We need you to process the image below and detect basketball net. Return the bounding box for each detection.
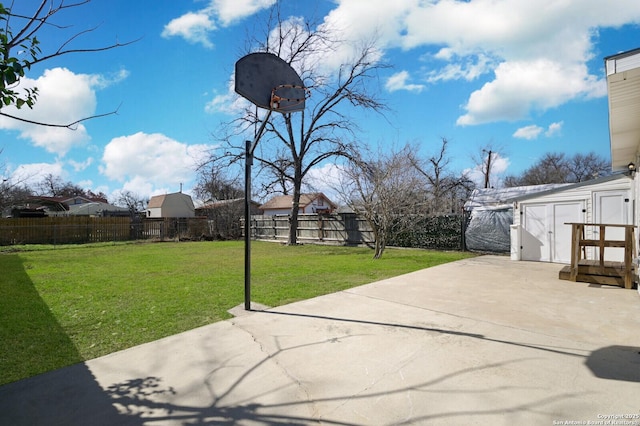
[270,84,310,111]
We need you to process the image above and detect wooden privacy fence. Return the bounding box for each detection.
[251,214,374,246]
[0,217,211,245]
[248,213,466,250]
[0,217,131,245]
[1,214,465,249]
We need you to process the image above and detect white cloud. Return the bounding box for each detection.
[385,71,424,93]
[211,0,277,26]
[513,121,564,140]
[322,0,640,125]
[169,0,640,125]
[0,67,127,156]
[9,162,66,188]
[457,60,605,125]
[100,132,214,197]
[88,68,131,90]
[513,125,543,140]
[162,0,276,48]
[425,53,495,83]
[162,12,216,48]
[545,121,564,137]
[68,157,94,172]
[204,77,249,115]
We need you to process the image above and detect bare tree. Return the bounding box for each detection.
[340,144,427,259]
[35,173,106,200]
[0,149,34,214]
[567,152,610,182]
[194,166,244,202]
[503,152,610,187]
[410,138,476,214]
[205,7,388,245]
[0,1,136,127]
[115,190,147,214]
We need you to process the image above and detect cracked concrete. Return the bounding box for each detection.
[1,255,640,425]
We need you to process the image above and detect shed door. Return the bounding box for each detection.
[521,204,548,261]
[593,190,631,262]
[552,202,584,263]
[521,201,584,263]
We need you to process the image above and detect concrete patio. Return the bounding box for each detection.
[1,255,639,425]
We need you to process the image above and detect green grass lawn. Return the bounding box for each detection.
[0,240,474,385]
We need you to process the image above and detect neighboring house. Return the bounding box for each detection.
[23,195,121,217]
[147,192,195,218]
[259,193,337,216]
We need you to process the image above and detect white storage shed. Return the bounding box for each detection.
[511,174,633,264]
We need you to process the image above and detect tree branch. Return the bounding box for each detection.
[0,103,121,129]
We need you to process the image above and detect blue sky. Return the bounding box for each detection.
[2,0,640,203]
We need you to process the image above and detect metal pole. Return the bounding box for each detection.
[244,110,272,311]
[244,139,252,310]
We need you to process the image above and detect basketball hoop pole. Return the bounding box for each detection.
[244,109,272,310]
[235,52,306,311]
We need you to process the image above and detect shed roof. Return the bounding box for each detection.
[147,192,194,209]
[509,173,631,202]
[464,183,570,210]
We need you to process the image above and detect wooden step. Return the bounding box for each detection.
[559,266,625,286]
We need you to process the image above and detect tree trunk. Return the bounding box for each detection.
[288,172,302,245]
[373,232,386,259]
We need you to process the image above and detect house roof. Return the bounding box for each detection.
[259,193,337,211]
[147,194,166,209]
[26,195,108,211]
[26,196,69,211]
[147,192,194,209]
[605,47,640,170]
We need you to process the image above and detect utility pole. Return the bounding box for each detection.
[483,149,492,189]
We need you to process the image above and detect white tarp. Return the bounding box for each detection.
[464,184,569,253]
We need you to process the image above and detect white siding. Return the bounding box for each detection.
[513,175,633,263]
[147,207,162,218]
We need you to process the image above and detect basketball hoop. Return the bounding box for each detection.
[270,84,310,113]
[235,52,308,113]
[234,52,309,311]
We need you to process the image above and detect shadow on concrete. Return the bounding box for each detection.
[98,337,579,425]
[260,309,588,358]
[92,310,587,425]
[585,346,640,382]
[0,253,135,426]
